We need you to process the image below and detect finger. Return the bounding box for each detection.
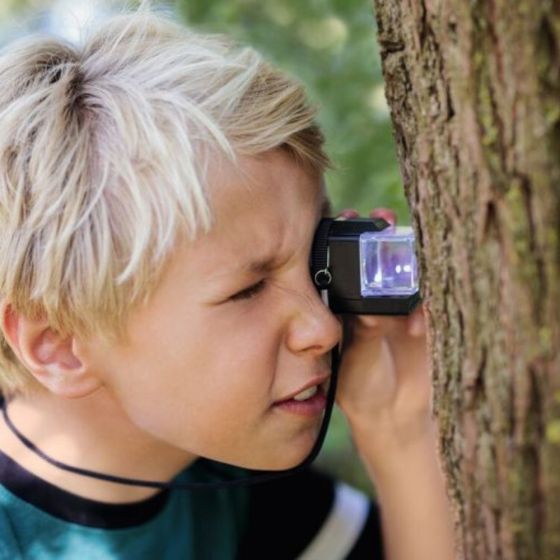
[354,313,426,347]
[384,331,430,391]
[407,303,427,337]
[370,207,397,226]
[337,208,360,219]
[351,313,405,338]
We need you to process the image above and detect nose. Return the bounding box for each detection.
[284,279,342,357]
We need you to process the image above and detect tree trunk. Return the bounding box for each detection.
[371,1,560,558]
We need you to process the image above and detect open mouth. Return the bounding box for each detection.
[273,384,327,417]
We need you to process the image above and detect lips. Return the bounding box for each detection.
[275,373,330,403]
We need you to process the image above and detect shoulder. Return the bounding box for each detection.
[236,467,383,560]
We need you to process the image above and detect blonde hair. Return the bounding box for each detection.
[0,4,330,395]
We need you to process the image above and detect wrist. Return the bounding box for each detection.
[350,417,448,506]
[346,409,437,459]
[348,416,438,473]
[353,421,456,560]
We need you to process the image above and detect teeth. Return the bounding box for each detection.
[293,385,318,401]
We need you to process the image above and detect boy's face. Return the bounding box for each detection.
[84,149,342,470]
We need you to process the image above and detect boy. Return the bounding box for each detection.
[0,5,454,559]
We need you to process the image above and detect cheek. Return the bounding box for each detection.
[126,305,284,446]
[179,308,284,431]
[191,304,283,392]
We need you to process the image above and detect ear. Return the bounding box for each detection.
[0,301,103,398]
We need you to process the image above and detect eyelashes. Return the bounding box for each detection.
[228,275,317,305]
[229,279,266,302]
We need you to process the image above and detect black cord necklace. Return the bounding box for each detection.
[0,346,340,490]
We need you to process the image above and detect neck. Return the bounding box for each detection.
[0,388,197,503]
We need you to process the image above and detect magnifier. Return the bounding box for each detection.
[310,217,421,315]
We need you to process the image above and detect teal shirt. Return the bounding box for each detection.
[0,457,249,560]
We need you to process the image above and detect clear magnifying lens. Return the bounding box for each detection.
[359,226,418,297]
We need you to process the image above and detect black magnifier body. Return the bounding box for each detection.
[310,217,422,315]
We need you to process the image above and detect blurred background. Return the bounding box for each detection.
[0,0,407,495]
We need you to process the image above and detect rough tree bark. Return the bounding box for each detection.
[371,1,560,559]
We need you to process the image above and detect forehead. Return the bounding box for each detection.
[193,150,325,271]
[209,150,324,225]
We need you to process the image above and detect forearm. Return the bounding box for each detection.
[351,419,456,560]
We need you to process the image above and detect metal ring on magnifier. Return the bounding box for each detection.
[314,268,332,288]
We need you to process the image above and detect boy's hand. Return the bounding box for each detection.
[334,208,433,454]
[333,209,456,560]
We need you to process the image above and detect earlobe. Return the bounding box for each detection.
[0,302,103,398]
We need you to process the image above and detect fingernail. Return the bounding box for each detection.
[338,209,359,219]
[370,208,396,226]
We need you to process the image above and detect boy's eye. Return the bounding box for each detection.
[230,279,266,302]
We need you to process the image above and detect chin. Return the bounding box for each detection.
[263,453,312,471]
[237,431,320,471]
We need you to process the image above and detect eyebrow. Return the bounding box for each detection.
[240,255,283,275]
